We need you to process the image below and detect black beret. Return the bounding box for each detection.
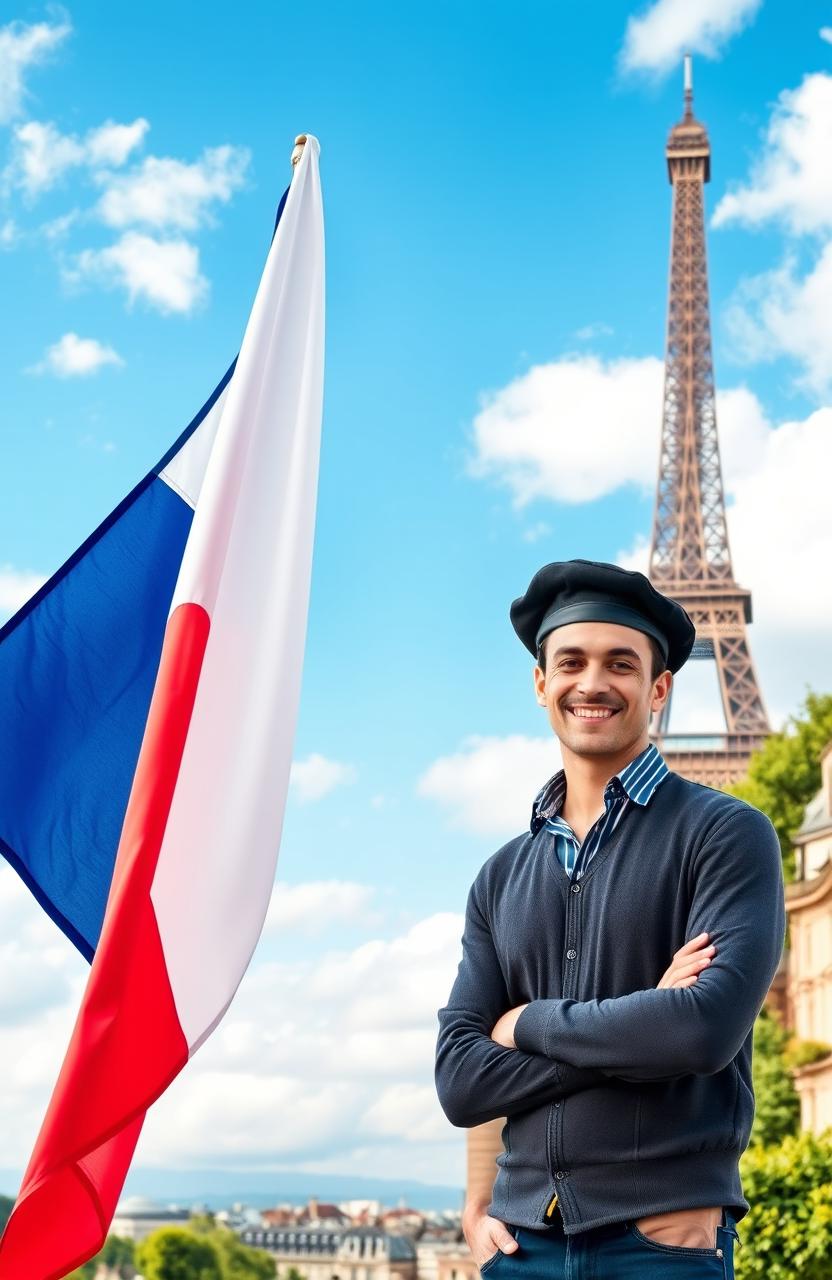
[510,558,695,675]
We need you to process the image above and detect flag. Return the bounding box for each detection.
[0,134,324,1279]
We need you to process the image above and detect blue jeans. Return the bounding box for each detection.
[479,1211,740,1279]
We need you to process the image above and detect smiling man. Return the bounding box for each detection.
[434,558,786,1279]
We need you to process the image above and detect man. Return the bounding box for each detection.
[434,559,786,1278]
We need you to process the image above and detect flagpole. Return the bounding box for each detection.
[290,133,308,167]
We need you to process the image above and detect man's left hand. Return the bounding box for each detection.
[490,1004,530,1048]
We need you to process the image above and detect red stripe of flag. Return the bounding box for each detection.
[0,604,209,1280]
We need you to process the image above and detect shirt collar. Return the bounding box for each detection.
[530,741,669,835]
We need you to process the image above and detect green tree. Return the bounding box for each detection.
[188,1217,273,1280]
[188,1213,219,1236]
[749,1005,801,1149]
[210,1227,274,1280]
[0,1196,13,1232]
[727,689,832,881]
[100,1234,137,1277]
[136,1227,222,1280]
[64,1234,136,1280]
[737,1129,832,1279]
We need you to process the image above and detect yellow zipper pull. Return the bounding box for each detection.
[545,1193,559,1220]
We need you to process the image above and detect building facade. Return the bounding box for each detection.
[238,1226,418,1280]
[785,740,832,1136]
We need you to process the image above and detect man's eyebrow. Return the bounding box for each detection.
[551,645,643,663]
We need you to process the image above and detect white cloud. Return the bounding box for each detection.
[39,209,79,240]
[723,405,832,632]
[710,74,832,390]
[574,321,613,341]
[71,231,208,313]
[0,564,46,617]
[27,332,124,378]
[0,867,466,1175]
[618,390,832,634]
[521,520,552,543]
[418,734,561,837]
[621,0,761,75]
[714,73,832,234]
[361,1083,449,1142]
[85,118,150,168]
[468,358,807,509]
[0,873,87,1126]
[7,117,148,198]
[0,15,71,125]
[469,354,664,507]
[96,145,249,231]
[0,875,83,1021]
[710,384,773,482]
[723,246,832,394]
[9,120,84,196]
[821,28,832,46]
[0,218,16,248]
[265,880,380,936]
[290,753,358,802]
[616,531,650,573]
[133,911,465,1167]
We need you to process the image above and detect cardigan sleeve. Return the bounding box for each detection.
[435,874,607,1127]
[513,805,786,1081]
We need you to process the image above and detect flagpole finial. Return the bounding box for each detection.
[290,134,308,168]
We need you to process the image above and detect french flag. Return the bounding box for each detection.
[0,136,324,1279]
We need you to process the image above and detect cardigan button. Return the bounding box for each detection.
[570,883,581,893]
[566,948,577,960]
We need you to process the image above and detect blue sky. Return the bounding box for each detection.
[1,0,831,1198]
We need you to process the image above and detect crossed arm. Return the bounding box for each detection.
[435,806,786,1128]
[434,876,606,1127]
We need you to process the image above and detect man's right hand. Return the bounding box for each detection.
[462,1203,518,1269]
[657,932,716,989]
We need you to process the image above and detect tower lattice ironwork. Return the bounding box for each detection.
[648,58,769,786]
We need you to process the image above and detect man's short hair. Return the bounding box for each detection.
[536,631,668,683]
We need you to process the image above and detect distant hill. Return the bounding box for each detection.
[0,1170,463,1215]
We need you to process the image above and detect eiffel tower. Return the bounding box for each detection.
[648,56,769,787]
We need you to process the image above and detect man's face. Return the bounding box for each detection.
[533,621,672,758]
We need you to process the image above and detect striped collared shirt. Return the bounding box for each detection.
[530,741,669,880]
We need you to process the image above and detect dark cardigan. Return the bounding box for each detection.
[434,772,786,1235]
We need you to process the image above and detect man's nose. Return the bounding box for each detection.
[576,665,612,694]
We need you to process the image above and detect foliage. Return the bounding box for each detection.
[749,1005,800,1149]
[189,1213,218,1235]
[784,1038,832,1071]
[727,689,832,881]
[135,1223,274,1280]
[0,1195,13,1232]
[61,1233,136,1279]
[99,1235,137,1277]
[209,1227,275,1280]
[736,1129,832,1279]
[65,1264,96,1279]
[136,1228,223,1280]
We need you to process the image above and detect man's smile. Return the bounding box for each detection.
[566,705,622,720]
